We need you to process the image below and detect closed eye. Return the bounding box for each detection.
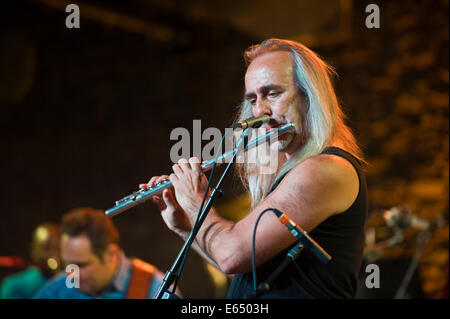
[246,96,257,105]
[267,91,282,99]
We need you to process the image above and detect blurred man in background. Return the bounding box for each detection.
[0,223,61,298]
[34,207,172,299]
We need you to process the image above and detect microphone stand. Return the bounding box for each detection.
[154,129,249,299]
[394,229,430,299]
[245,242,305,299]
[392,216,447,299]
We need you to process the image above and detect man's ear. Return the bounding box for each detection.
[103,243,119,263]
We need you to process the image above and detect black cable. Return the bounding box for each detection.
[251,208,279,293]
[292,259,303,277]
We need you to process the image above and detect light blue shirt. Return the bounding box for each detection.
[33,253,165,299]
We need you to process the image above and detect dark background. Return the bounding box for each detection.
[0,0,448,298]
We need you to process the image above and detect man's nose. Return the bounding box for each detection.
[253,99,271,117]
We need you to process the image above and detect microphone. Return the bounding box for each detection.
[383,205,430,231]
[231,114,270,129]
[272,209,332,264]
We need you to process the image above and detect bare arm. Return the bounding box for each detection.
[145,154,359,274]
[140,174,221,268]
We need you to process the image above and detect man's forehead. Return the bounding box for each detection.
[245,51,294,91]
[246,51,293,73]
[61,234,93,256]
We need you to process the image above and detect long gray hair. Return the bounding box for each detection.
[235,39,365,207]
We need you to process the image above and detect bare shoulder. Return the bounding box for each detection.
[274,152,360,217]
[290,152,359,185]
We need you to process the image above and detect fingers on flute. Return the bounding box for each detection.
[177,158,190,172]
[150,196,163,209]
[157,175,169,183]
[148,189,164,209]
[172,163,183,175]
[140,176,157,189]
[162,189,176,210]
[189,156,200,163]
[180,157,201,173]
[153,176,170,201]
[189,157,202,174]
[140,175,170,189]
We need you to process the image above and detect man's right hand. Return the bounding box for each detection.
[139,175,192,234]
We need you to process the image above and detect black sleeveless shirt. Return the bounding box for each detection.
[226,147,368,299]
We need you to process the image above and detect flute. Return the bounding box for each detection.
[105,123,295,218]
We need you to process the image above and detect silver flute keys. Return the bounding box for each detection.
[105,123,295,218]
[114,178,170,206]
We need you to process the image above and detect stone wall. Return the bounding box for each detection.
[319,0,449,298]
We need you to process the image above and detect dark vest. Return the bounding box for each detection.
[227,147,368,298]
